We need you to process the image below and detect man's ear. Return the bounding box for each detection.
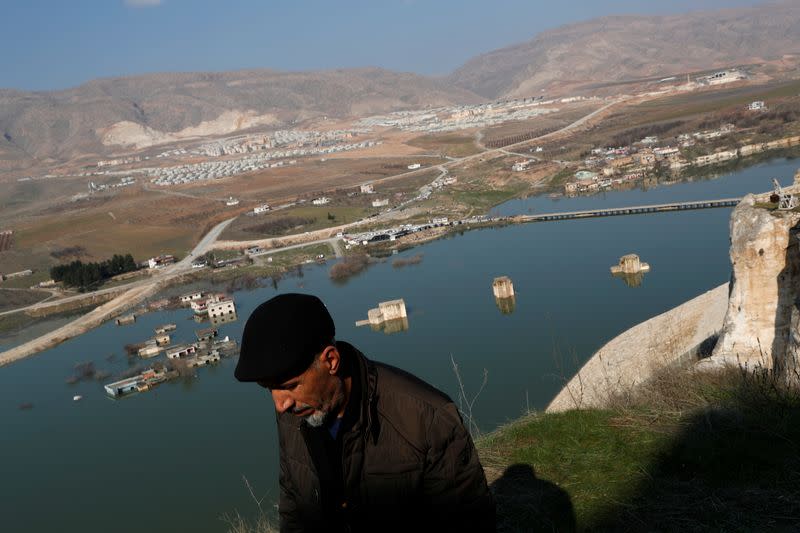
[322,345,341,375]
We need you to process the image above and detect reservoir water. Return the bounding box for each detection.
[2,157,798,532]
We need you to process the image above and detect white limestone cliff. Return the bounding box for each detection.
[710,194,800,371]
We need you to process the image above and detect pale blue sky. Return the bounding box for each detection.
[1,0,765,91]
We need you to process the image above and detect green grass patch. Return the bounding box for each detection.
[201,243,334,284]
[0,288,50,312]
[479,366,800,531]
[266,243,332,268]
[223,206,373,240]
[446,181,531,214]
[0,270,51,289]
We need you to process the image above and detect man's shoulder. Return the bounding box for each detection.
[372,360,453,411]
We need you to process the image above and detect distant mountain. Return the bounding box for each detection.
[0,68,481,162]
[4,1,800,166]
[448,1,800,98]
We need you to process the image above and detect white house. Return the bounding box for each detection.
[407,163,421,170]
[148,255,175,269]
[253,204,270,214]
[312,197,330,206]
[208,297,236,318]
[360,184,374,194]
[166,344,198,360]
[180,291,205,304]
[372,199,389,208]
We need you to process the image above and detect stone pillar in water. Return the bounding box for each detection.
[492,277,515,299]
[493,277,516,315]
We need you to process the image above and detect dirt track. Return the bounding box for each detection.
[0,283,160,367]
[0,218,234,367]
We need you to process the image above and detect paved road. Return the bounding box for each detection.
[0,99,630,365]
[0,218,235,318]
[2,98,628,322]
[0,218,237,365]
[352,98,627,193]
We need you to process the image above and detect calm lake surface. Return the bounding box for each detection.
[2,158,798,532]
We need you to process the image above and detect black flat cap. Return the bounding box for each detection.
[235,293,335,383]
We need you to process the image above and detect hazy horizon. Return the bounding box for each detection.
[2,0,770,92]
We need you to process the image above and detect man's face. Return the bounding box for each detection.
[259,347,344,427]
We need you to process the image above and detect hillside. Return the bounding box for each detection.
[5,2,800,166]
[448,1,800,98]
[0,68,481,161]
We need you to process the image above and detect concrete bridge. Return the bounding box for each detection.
[518,198,741,223]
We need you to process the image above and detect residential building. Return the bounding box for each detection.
[138,342,161,358]
[312,197,330,206]
[208,297,236,319]
[166,344,198,359]
[653,147,679,160]
[360,184,374,194]
[253,204,270,214]
[633,149,656,167]
[180,291,204,304]
[245,246,269,257]
[148,255,175,269]
[195,327,218,342]
[154,323,176,335]
[372,199,389,208]
[748,101,767,112]
[702,69,745,85]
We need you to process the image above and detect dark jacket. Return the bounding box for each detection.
[276,341,495,532]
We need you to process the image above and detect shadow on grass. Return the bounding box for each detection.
[492,463,576,532]
[591,378,800,532]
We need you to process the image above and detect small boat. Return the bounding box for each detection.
[73,395,82,402]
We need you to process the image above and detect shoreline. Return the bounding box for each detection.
[0,150,788,368]
[547,282,730,412]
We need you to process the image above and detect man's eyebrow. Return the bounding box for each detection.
[271,379,300,390]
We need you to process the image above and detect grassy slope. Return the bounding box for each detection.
[479,367,800,532]
[228,366,800,533]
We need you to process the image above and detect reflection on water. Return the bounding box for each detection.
[370,317,409,335]
[495,296,516,314]
[613,272,646,288]
[3,157,798,533]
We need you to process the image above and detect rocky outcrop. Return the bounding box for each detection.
[710,194,800,369]
[547,283,729,412]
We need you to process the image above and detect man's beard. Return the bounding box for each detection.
[291,402,328,427]
[304,409,328,427]
[295,380,345,428]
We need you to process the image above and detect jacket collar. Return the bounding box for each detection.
[336,341,379,444]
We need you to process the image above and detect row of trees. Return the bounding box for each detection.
[51,253,138,289]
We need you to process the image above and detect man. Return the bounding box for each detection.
[235,293,495,532]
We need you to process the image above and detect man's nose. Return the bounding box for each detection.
[271,390,293,413]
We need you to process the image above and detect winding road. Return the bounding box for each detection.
[0,97,630,367]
